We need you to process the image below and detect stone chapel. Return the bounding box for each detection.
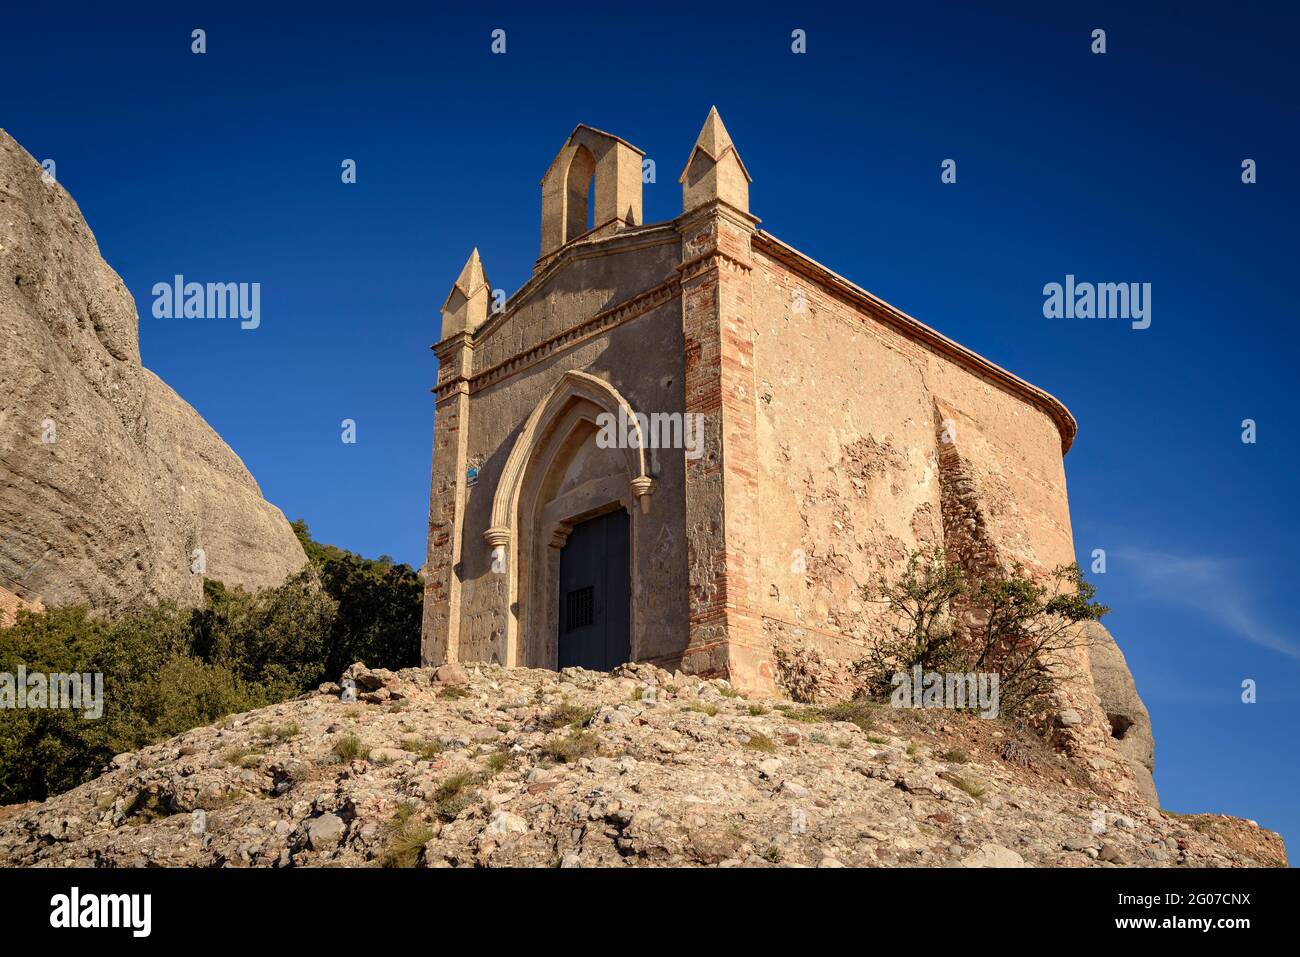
[420,108,1083,703]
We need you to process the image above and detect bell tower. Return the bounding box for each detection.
[538,125,645,261]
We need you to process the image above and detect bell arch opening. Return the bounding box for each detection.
[564,145,597,243]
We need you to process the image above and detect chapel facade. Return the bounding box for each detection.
[420,109,1083,701]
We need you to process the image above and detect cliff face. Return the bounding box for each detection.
[0,662,1282,868]
[0,130,305,613]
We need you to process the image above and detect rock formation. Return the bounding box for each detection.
[0,662,1282,868]
[1086,621,1158,805]
[0,130,305,613]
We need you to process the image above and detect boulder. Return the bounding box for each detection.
[484,810,528,837]
[434,662,469,686]
[959,842,1030,868]
[306,813,346,850]
[342,663,387,691]
[1084,621,1158,806]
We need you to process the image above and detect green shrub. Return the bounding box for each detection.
[0,520,423,805]
[950,775,986,799]
[332,734,369,763]
[257,722,300,743]
[540,703,594,729]
[221,744,264,769]
[0,604,272,803]
[820,699,876,730]
[401,737,443,761]
[431,772,480,821]
[543,731,601,763]
[291,519,423,678]
[856,548,1108,718]
[380,802,436,867]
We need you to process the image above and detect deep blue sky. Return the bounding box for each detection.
[4,2,1297,855]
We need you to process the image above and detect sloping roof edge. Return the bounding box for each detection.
[753,230,1077,454]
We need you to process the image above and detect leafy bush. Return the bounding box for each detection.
[291,519,423,678]
[856,548,968,691]
[0,521,423,804]
[331,734,369,763]
[856,548,1108,718]
[186,572,335,698]
[542,731,601,764]
[0,605,274,803]
[741,732,777,753]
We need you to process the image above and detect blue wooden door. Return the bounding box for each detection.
[558,510,630,670]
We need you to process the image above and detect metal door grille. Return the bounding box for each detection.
[565,585,594,632]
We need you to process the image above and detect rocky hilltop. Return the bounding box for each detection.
[0,662,1282,868]
[0,130,305,613]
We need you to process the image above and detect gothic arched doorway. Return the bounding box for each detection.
[486,371,654,670]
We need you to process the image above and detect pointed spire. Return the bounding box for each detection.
[440,248,491,340]
[680,107,751,214]
[683,107,751,179]
[449,248,488,302]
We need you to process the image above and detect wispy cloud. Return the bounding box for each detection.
[1115,547,1300,661]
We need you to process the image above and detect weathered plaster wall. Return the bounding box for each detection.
[748,243,1076,676]
[923,358,1075,573]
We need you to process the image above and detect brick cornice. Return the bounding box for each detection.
[675,197,761,232]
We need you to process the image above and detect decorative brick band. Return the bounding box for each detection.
[434,278,682,400]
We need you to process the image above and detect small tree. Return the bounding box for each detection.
[856,547,965,698]
[292,519,423,675]
[857,549,1108,718]
[965,562,1108,717]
